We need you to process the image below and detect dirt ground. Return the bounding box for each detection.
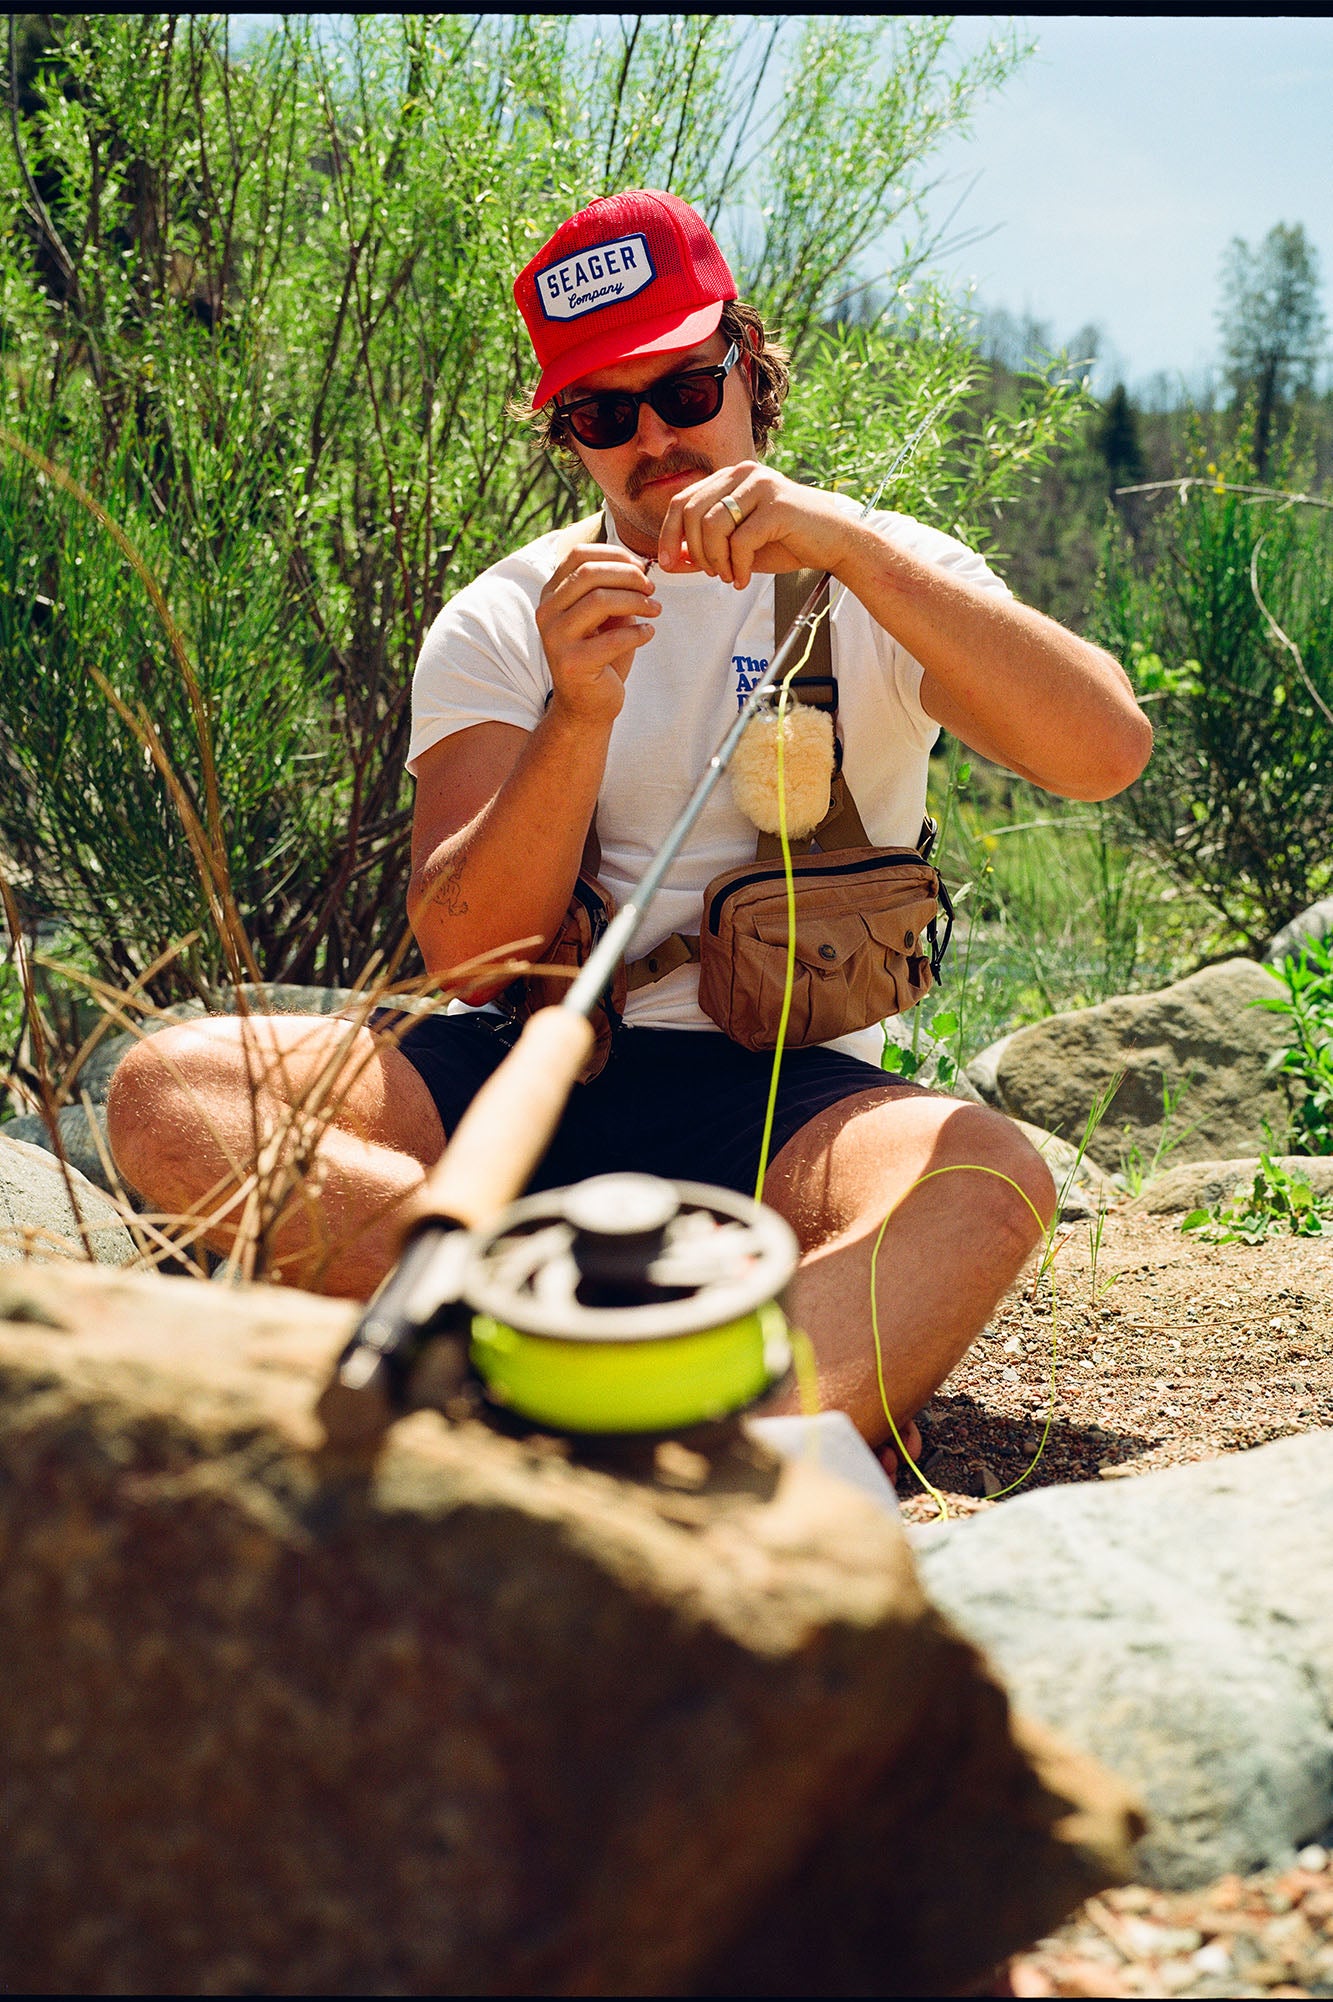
[898,1208,1333,1522]
[900,1209,1333,1999]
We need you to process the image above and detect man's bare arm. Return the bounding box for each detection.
[833,523,1150,800]
[656,465,1152,802]
[407,545,659,999]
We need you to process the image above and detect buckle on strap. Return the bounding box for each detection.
[626,932,700,991]
[927,875,954,983]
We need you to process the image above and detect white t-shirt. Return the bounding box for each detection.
[409,495,1010,1062]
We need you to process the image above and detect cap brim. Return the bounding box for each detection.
[532,300,726,409]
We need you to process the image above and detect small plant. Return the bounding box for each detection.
[1182,1152,1331,1243]
[1254,936,1333,1153]
[1087,1203,1118,1299]
[1036,1069,1123,1284]
[882,1008,958,1086]
[1118,1072,1197,1198]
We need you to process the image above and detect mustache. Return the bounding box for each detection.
[625,447,713,503]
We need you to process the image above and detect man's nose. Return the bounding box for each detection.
[635,400,678,454]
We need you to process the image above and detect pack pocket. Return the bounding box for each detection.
[697,847,946,1052]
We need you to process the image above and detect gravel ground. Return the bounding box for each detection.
[1003,1848,1333,1998]
[904,1208,1333,1999]
[897,1209,1333,1525]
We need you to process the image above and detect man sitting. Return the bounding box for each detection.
[109,189,1151,1460]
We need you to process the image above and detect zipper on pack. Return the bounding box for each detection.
[706,851,930,936]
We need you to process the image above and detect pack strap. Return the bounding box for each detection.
[755,567,870,859]
[562,543,933,995]
[624,930,700,992]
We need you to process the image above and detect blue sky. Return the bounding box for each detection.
[921,16,1333,395]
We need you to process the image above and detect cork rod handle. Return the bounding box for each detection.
[406,1008,594,1235]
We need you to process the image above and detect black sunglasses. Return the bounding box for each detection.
[556,342,741,450]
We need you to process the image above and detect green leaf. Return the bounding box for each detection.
[931,1009,959,1038]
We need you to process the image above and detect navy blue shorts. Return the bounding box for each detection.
[393,1012,894,1196]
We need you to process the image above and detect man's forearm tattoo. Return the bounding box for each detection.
[422,845,470,917]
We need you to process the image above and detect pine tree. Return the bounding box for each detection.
[1219,224,1326,476]
[1097,383,1144,491]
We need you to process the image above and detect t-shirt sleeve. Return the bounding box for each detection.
[407,569,550,773]
[859,509,1013,745]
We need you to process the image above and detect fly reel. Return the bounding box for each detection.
[465,1173,797,1434]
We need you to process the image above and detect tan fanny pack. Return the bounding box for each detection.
[693,839,947,1052]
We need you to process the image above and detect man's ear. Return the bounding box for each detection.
[739,339,765,455]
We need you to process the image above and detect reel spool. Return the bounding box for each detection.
[465,1173,797,1434]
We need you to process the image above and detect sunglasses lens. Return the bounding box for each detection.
[653,373,723,429]
[565,395,638,449]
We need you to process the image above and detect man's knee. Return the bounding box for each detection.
[936,1102,1057,1248]
[106,1020,252,1197]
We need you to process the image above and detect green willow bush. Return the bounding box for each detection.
[0,12,1084,1001]
[1093,445,1333,949]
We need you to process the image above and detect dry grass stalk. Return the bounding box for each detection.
[0,426,575,1290]
[3,933,554,1286]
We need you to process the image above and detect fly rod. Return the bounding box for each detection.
[319,412,944,1442]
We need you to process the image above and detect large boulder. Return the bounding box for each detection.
[0,1134,134,1266]
[965,1031,1012,1107]
[1265,896,1333,966]
[992,959,1290,1173]
[5,1103,120,1198]
[916,1430,1333,1889]
[0,1261,1138,1998]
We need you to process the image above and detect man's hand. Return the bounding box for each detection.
[535,543,660,724]
[656,463,854,588]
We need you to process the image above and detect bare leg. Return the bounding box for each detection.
[106,1014,445,1298]
[759,1087,1056,1449]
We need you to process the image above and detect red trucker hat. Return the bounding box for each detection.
[514,189,737,409]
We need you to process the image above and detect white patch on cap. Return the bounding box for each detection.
[536,233,656,322]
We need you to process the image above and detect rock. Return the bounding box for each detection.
[1010,1119,1123,1220]
[915,1430,1333,1889]
[1265,897,1333,966]
[967,1032,1013,1107]
[71,986,433,1106]
[0,1261,1140,1997]
[0,1134,135,1266]
[203,982,434,1022]
[992,959,1290,1174]
[1131,1154,1333,1215]
[5,1103,122,1198]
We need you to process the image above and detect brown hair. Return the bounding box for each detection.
[519,298,791,461]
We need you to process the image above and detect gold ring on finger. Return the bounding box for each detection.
[720,492,745,528]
